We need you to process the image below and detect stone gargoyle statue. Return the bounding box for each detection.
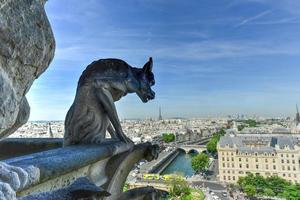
[64,58,155,146]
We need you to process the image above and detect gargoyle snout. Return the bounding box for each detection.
[148,90,155,100]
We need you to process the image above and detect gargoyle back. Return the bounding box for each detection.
[78,59,132,86]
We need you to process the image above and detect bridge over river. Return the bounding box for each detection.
[178,144,207,153]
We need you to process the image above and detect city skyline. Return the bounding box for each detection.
[27,0,300,120]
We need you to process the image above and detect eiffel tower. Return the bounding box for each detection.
[158,106,163,121]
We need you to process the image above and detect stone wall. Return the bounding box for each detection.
[0,0,55,139]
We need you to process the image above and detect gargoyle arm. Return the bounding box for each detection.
[95,87,131,143]
[107,123,117,140]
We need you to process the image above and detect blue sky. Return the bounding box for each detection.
[28,0,300,120]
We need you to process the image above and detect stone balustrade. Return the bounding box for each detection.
[0,139,162,199]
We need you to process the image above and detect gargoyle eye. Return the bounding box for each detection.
[150,80,155,86]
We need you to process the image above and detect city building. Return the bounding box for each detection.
[218,133,300,184]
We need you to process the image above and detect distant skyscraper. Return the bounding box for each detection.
[158,106,163,120]
[296,104,300,126]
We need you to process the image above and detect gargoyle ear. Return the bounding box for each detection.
[143,57,153,73]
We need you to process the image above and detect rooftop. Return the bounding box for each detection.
[219,134,300,153]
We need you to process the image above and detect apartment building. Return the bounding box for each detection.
[218,134,300,184]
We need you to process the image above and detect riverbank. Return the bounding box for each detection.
[140,149,180,174]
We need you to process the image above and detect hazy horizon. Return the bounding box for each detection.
[27,0,300,120]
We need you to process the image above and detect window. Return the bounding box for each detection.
[223,176,226,180]
[282,166,285,170]
[232,164,234,168]
[287,160,290,164]
[233,176,235,180]
[288,166,290,171]
[246,164,249,169]
[228,176,231,180]
[246,158,248,162]
[265,158,268,163]
[281,154,283,157]
[256,158,258,162]
[287,154,289,158]
[266,165,268,169]
[222,157,225,161]
[283,173,286,177]
[223,163,225,167]
[239,158,242,162]
[232,158,234,161]
[228,170,230,173]
[255,153,258,156]
[256,165,259,169]
[239,171,244,174]
[227,157,229,161]
[231,152,233,156]
[293,166,296,171]
[273,165,276,170]
[273,159,275,163]
[288,173,291,177]
[292,154,294,158]
[281,159,284,163]
[292,160,295,164]
[227,163,230,167]
[239,164,242,168]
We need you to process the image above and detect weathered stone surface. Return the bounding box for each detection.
[0,0,55,139]
[104,143,159,200]
[19,177,110,200]
[2,141,131,198]
[0,138,63,160]
[0,162,40,200]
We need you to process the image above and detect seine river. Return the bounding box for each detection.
[161,151,196,176]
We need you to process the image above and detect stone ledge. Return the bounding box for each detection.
[0,138,63,160]
[2,140,132,195]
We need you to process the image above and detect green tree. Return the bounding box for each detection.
[238,174,300,199]
[206,138,217,154]
[168,176,191,197]
[206,129,226,154]
[244,185,256,197]
[237,125,245,131]
[191,153,209,173]
[265,176,289,194]
[219,128,226,135]
[263,188,275,197]
[245,119,257,127]
[162,133,175,143]
[281,185,300,200]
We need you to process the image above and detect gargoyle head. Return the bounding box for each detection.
[134,57,155,103]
